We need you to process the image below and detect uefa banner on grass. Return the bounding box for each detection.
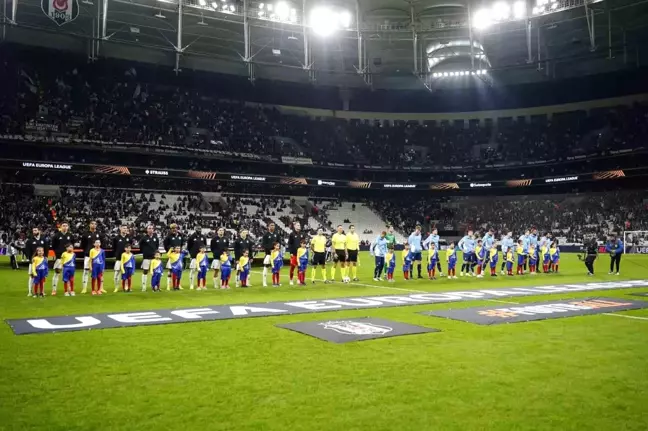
[7,280,648,335]
[421,297,648,325]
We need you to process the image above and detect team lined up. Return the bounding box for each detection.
[25,220,364,297]
[370,227,562,281]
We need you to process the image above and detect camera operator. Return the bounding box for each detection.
[605,235,624,275]
[584,238,598,276]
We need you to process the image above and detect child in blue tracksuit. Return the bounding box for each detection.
[446,243,457,278]
[239,250,251,287]
[271,242,283,287]
[168,247,188,291]
[31,247,49,297]
[150,252,164,292]
[402,244,413,280]
[385,246,396,282]
[196,246,209,290]
[427,244,439,279]
[90,240,105,295]
[489,244,499,276]
[297,240,309,285]
[220,251,233,289]
[61,244,77,296]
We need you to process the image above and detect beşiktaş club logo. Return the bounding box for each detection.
[319,320,393,335]
[42,0,79,26]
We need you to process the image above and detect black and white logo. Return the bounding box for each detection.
[319,320,392,335]
[145,169,169,176]
[279,318,438,343]
[317,180,336,186]
[470,182,492,188]
[42,0,79,25]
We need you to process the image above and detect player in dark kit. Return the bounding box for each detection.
[210,227,229,289]
[139,225,160,292]
[163,224,185,290]
[288,221,309,286]
[234,229,253,287]
[187,226,207,290]
[261,222,282,287]
[80,221,102,294]
[112,225,133,292]
[25,227,49,297]
[51,222,73,295]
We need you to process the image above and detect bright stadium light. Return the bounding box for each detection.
[513,0,526,18]
[492,1,510,20]
[443,72,448,77]
[472,8,493,30]
[310,6,351,36]
[198,0,206,5]
[550,2,558,9]
[275,1,290,20]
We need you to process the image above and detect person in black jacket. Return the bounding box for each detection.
[287,221,309,285]
[51,222,73,295]
[261,222,282,287]
[234,229,253,287]
[111,225,132,292]
[25,227,49,296]
[187,226,207,290]
[139,225,160,291]
[210,227,229,288]
[80,221,102,294]
[163,224,184,290]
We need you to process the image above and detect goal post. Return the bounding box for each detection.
[622,231,648,254]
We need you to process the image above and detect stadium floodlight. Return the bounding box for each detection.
[198,0,206,6]
[212,1,218,8]
[443,72,448,77]
[310,6,352,36]
[472,8,493,30]
[513,0,526,18]
[275,1,290,20]
[550,2,558,9]
[492,1,510,20]
[481,69,488,74]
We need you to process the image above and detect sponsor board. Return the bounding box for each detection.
[6,280,648,335]
[277,317,439,343]
[420,297,648,325]
[469,182,492,188]
[545,176,578,183]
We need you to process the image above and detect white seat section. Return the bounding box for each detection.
[316,201,405,243]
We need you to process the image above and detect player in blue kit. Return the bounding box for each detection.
[458,230,476,277]
[407,225,424,279]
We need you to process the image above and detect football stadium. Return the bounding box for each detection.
[1,0,648,428]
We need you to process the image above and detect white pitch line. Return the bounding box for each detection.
[486,299,521,305]
[602,313,648,321]
[250,271,426,293]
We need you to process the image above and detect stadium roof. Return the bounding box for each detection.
[4,0,648,89]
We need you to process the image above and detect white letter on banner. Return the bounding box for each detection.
[27,316,101,330]
[366,296,428,304]
[170,308,220,319]
[409,293,464,301]
[284,301,342,311]
[450,291,486,299]
[108,312,172,323]
[229,306,287,316]
[325,299,384,307]
[480,289,527,297]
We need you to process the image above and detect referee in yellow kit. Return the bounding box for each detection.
[331,225,348,283]
[346,225,360,282]
[310,228,329,284]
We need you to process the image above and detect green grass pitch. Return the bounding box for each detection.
[1,252,648,431]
